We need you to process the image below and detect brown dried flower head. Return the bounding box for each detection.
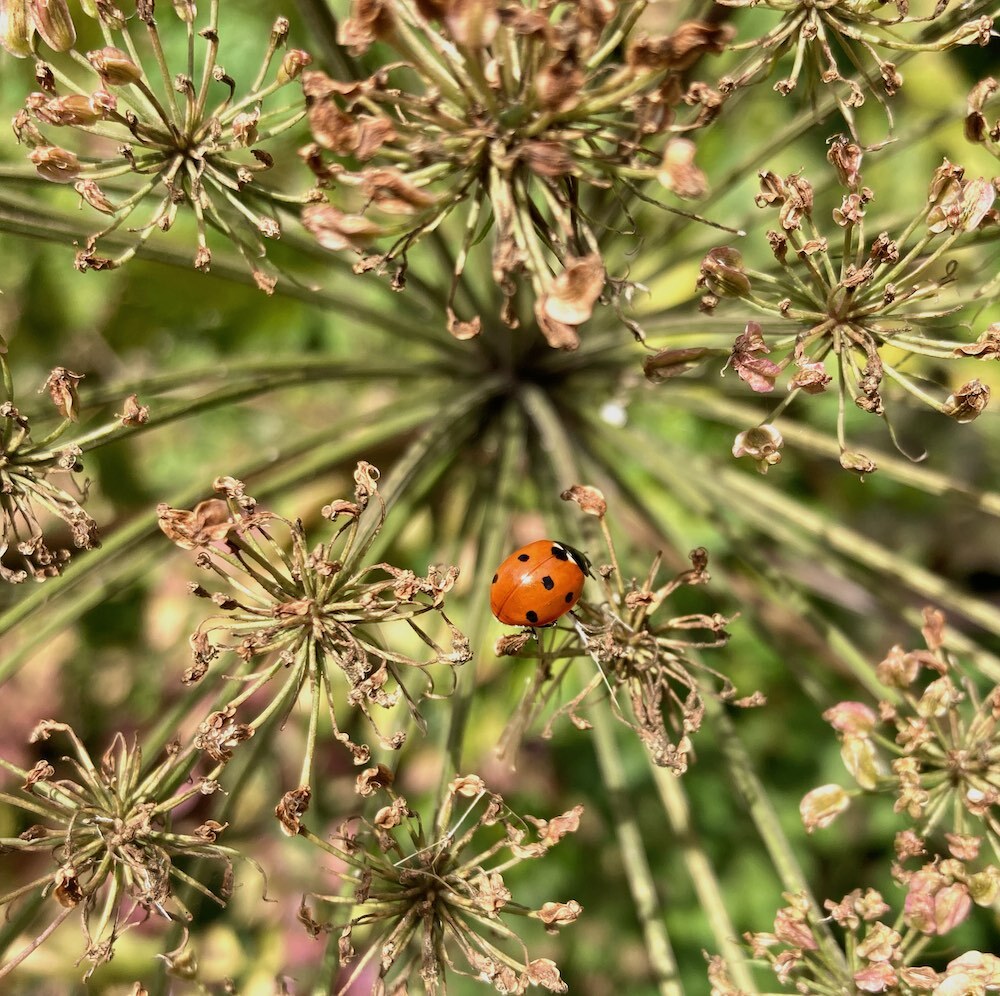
[0,723,236,980]
[688,149,1000,472]
[498,500,756,771]
[12,3,310,287]
[299,2,732,343]
[0,347,99,582]
[158,462,470,783]
[299,774,582,993]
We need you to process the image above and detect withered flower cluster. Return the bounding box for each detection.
[297,771,582,995]
[698,138,998,475]
[719,0,994,131]
[7,0,310,289]
[744,873,1000,995]
[0,345,100,582]
[0,722,235,980]
[497,485,759,771]
[157,462,469,784]
[299,0,732,346]
[735,608,1000,994]
[800,608,1000,853]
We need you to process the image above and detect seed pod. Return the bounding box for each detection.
[87,46,142,86]
[0,0,32,58]
[28,145,81,183]
[277,49,311,85]
[29,0,76,52]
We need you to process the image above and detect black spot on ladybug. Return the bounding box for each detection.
[492,573,498,584]
[518,553,530,562]
[541,575,554,590]
[565,592,574,603]
[551,545,569,561]
[526,610,539,624]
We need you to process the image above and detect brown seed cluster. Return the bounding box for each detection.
[299,0,732,346]
[0,722,234,981]
[692,141,998,474]
[7,0,310,289]
[0,347,99,582]
[718,0,994,133]
[158,462,469,781]
[497,490,760,770]
[298,773,582,994]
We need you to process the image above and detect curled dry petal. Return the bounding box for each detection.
[301,202,381,252]
[658,138,708,199]
[544,254,605,327]
[732,424,783,473]
[560,484,606,518]
[535,298,580,351]
[823,701,878,736]
[944,379,990,422]
[275,785,312,836]
[29,145,80,183]
[538,900,583,927]
[156,498,234,550]
[799,783,850,832]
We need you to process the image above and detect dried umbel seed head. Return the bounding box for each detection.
[299,0,734,342]
[165,465,468,781]
[0,723,235,976]
[300,777,581,992]
[11,4,309,285]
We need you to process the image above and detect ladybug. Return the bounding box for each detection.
[490,540,591,627]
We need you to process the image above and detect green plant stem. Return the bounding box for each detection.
[651,766,759,993]
[708,695,848,975]
[591,707,683,996]
[661,386,1000,518]
[0,394,447,678]
[438,406,522,790]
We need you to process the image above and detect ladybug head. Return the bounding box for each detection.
[560,542,593,578]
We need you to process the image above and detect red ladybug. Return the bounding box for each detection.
[490,540,591,627]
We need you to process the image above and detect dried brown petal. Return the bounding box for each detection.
[658,138,708,199]
[544,254,605,327]
[944,379,990,422]
[561,484,606,518]
[275,785,311,835]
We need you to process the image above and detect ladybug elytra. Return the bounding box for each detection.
[490,540,591,627]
